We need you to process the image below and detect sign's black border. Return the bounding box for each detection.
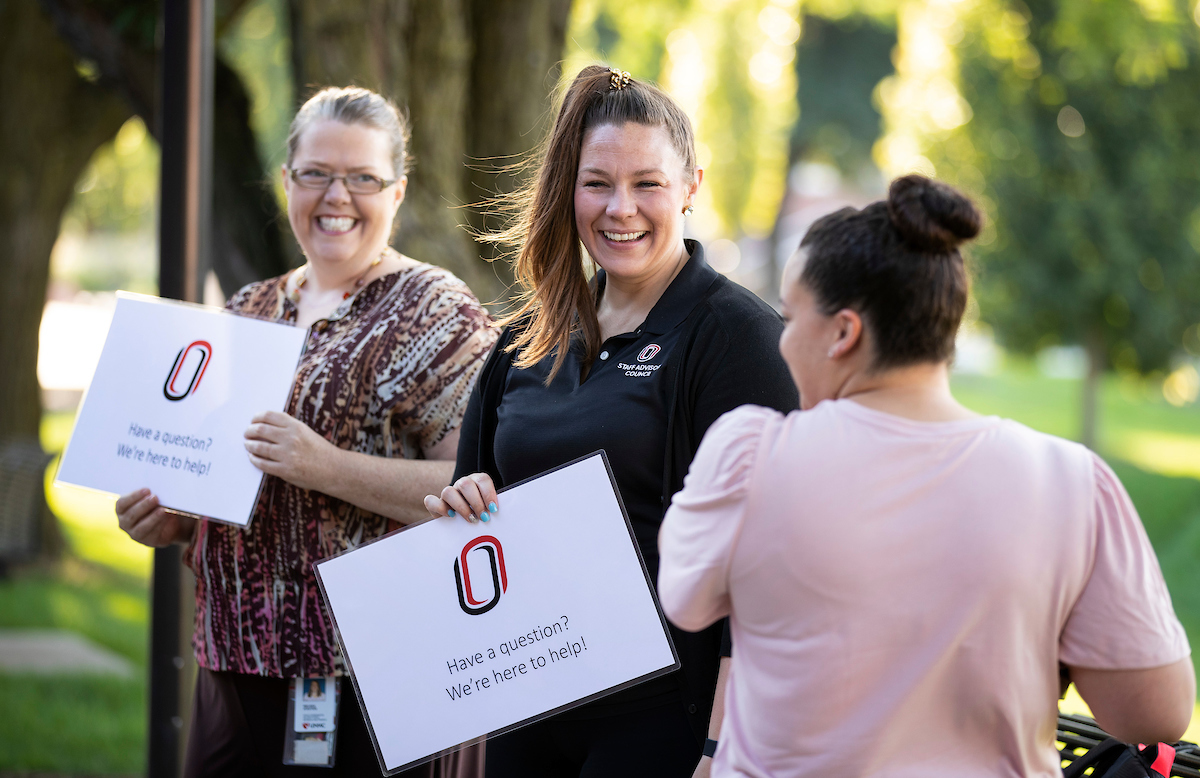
[313,450,682,775]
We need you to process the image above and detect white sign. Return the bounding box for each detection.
[56,292,307,526]
[316,453,679,774]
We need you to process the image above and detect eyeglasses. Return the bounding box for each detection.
[288,168,397,194]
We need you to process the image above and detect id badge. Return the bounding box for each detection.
[283,676,339,767]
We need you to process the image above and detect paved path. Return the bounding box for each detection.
[0,629,134,677]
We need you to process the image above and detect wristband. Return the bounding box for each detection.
[703,738,718,758]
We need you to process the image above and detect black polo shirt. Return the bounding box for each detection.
[456,240,799,732]
[494,250,714,584]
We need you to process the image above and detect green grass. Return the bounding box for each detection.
[42,409,152,579]
[0,560,148,666]
[0,560,148,775]
[0,673,144,776]
[0,411,151,775]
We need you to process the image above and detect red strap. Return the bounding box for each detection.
[1138,743,1175,777]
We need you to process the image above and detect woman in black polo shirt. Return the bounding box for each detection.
[424,65,797,778]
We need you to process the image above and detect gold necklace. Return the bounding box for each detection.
[288,251,386,304]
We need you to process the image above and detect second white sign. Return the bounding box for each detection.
[315,452,679,774]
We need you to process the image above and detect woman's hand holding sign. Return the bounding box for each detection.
[116,488,196,547]
[243,410,335,491]
[424,473,499,524]
[244,409,461,526]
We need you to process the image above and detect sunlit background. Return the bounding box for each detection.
[7,0,1200,773]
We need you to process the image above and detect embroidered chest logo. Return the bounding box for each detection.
[454,535,508,615]
[163,340,213,401]
[617,343,664,378]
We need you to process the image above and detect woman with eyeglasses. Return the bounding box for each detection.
[115,86,496,778]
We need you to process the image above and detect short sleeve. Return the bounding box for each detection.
[379,275,498,455]
[658,405,776,632]
[1059,454,1190,669]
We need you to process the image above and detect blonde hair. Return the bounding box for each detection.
[286,86,411,178]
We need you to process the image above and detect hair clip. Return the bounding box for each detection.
[609,68,631,91]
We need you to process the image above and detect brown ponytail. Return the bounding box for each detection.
[482,65,697,382]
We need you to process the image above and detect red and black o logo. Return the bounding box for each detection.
[637,344,661,363]
[164,340,213,402]
[453,535,508,615]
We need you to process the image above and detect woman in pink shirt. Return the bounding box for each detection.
[657,175,1194,777]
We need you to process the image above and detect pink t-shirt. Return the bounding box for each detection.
[658,399,1189,778]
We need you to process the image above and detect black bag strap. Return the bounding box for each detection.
[1063,738,1176,778]
[1064,738,1135,778]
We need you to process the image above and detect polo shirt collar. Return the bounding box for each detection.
[595,239,720,337]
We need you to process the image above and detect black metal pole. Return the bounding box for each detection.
[146,547,181,777]
[151,0,211,775]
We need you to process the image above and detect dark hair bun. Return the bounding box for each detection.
[886,174,982,252]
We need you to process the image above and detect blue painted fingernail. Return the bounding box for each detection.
[488,502,498,514]
[480,511,490,523]
[448,509,456,518]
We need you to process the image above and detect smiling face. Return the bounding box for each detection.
[283,119,406,271]
[574,122,700,286]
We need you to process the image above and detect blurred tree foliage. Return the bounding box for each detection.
[218,0,293,179]
[567,0,690,83]
[567,0,800,239]
[63,117,159,236]
[791,13,895,178]
[754,10,897,293]
[879,0,1200,446]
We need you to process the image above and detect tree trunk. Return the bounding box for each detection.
[288,0,480,291]
[466,0,572,304]
[0,2,132,559]
[288,0,573,304]
[1081,331,1105,450]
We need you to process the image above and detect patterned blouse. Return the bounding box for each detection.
[185,253,497,677]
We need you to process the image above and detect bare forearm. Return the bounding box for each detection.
[243,412,462,523]
[318,447,455,525]
[709,656,730,738]
[692,656,731,777]
[1071,657,1195,743]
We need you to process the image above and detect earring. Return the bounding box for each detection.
[827,346,838,358]
[683,205,695,216]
